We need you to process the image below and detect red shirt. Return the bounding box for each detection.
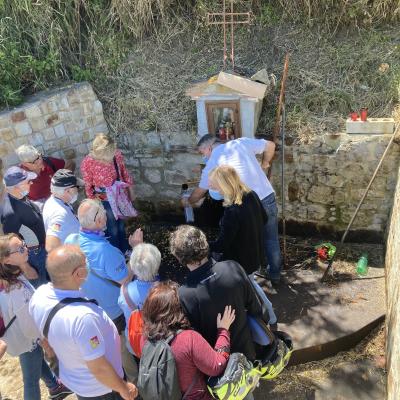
[23,157,65,201]
[170,329,230,400]
[80,150,133,199]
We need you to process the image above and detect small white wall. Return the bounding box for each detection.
[196,100,208,136]
[239,98,257,137]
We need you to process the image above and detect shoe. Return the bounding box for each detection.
[48,382,73,400]
[269,323,278,331]
[255,269,281,285]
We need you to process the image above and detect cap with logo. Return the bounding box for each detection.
[51,169,84,188]
[3,166,37,187]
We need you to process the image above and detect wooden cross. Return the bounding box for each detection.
[207,0,251,71]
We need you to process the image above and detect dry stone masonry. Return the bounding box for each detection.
[0,82,107,168]
[0,82,398,240]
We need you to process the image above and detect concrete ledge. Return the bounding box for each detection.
[346,118,395,134]
[261,267,386,365]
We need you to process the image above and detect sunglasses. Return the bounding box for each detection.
[9,241,27,255]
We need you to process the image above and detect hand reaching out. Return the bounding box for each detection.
[129,228,143,248]
[216,305,236,331]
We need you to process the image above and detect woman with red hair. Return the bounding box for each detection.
[141,281,236,399]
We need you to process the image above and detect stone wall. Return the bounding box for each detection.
[272,133,399,238]
[124,129,399,239]
[385,163,400,400]
[0,82,398,240]
[0,82,107,168]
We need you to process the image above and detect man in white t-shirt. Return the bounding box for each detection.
[29,245,138,400]
[183,134,282,284]
[42,170,82,252]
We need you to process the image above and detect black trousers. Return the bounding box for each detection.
[77,392,123,400]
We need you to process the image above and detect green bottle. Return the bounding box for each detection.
[356,253,368,276]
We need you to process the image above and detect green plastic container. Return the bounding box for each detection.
[356,253,368,276]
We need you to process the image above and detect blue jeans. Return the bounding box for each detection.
[261,193,281,280]
[19,344,58,400]
[249,274,277,325]
[102,201,129,253]
[28,246,49,289]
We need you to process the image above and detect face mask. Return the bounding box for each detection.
[20,189,29,197]
[209,189,224,201]
[69,193,78,204]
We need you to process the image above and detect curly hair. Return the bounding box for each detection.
[169,225,209,266]
[142,281,191,341]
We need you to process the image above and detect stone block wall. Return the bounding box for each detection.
[385,163,400,400]
[0,82,107,168]
[0,82,398,239]
[271,133,400,236]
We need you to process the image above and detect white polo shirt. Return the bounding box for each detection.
[29,283,123,397]
[42,196,80,244]
[199,138,275,200]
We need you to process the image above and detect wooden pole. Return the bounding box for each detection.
[267,53,290,179]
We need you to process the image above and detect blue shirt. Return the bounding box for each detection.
[79,231,128,320]
[118,279,158,354]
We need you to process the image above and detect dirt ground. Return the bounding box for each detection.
[0,231,386,399]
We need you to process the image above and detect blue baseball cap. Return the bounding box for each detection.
[3,166,37,187]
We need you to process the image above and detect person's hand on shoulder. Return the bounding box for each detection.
[216,305,236,330]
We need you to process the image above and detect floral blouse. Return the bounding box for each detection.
[80,150,133,199]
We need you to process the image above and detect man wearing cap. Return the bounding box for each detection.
[42,169,84,252]
[16,145,75,210]
[1,166,48,286]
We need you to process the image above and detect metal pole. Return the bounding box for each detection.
[230,0,234,71]
[322,122,400,281]
[223,0,227,70]
[281,103,287,268]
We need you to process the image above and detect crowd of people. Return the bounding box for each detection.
[0,132,282,400]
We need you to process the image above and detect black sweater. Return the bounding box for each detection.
[210,191,267,275]
[178,259,267,361]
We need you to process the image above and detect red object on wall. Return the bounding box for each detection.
[360,108,368,122]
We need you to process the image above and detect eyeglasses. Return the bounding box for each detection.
[9,241,27,255]
[93,208,100,222]
[29,155,41,164]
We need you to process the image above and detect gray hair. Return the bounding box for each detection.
[77,199,106,229]
[170,225,209,266]
[16,145,40,163]
[130,243,161,281]
[197,134,220,149]
[50,184,68,196]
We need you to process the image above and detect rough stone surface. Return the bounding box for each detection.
[1,83,398,237]
[386,163,400,400]
[144,169,162,184]
[0,82,108,174]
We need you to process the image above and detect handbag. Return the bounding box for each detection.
[106,181,138,220]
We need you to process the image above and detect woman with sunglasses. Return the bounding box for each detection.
[0,233,72,400]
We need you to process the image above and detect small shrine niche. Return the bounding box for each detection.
[186,71,271,140]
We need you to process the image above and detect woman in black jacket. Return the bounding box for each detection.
[208,165,277,326]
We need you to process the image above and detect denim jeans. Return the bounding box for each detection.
[248,274,277,325]
[102,201,129,253]
[261,193,281,280]
[28,246,49,289]
[19,344,58,400]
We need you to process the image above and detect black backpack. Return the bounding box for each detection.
[138,331,197,400]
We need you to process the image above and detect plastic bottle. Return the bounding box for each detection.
[181,184,194,223]
[356,253,368,276]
